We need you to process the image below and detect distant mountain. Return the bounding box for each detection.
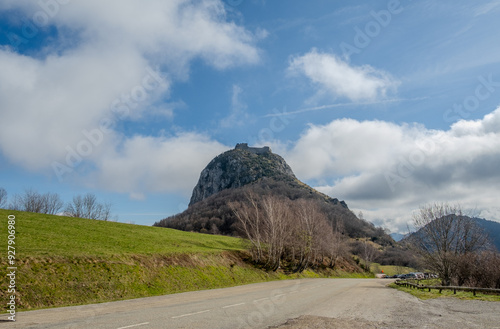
[474,218,500,251]
[155,143,393,244]
[403,216,500,252]
[390,233,406,242]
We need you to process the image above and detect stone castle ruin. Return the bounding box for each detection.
[235,143,271,155]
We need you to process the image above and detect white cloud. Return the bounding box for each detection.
[0,0,261,194]
[287,48,399,102]
[91,133,228,197]
[282,108,500,233]
[220,84,251,128]
[0,46,146,170]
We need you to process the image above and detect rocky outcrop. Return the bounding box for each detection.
[189,144,296,205]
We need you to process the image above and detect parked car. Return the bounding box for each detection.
[414,272,425,279]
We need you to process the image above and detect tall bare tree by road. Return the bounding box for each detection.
[229,193,264,263]
[410,203,489,286]
[261,195,291,271]
[232,192,351,272]
[291,199,330,272]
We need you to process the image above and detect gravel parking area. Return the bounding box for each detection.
[272,282,500,329]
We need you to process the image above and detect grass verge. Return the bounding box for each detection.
[389,283,500,302]
[4,252,327,310]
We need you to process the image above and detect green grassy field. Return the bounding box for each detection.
[0,209,367,310]
[370,263,415,276]
[0,209,244,257]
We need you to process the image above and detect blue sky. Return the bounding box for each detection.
[1,0,500,232]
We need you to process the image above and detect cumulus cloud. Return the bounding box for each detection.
[288,49,399,102]
[283,108,500,233]
[0,46,151,170]
[0,0,260,195]
[91,133,228,197]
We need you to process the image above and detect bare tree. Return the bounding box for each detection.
[288,201,311,272]
[229,192,264,263]
[8,189,63,214]
[12,189,44,213]
[231,193,353,272]
[65,194,83,218]
[324,216,348,268]
[41,192,64,215]
[261,195,291,271]
[0,188,7,208]
[291,199,328,272]
[100,202,112,221]
[362,240,378,272]
[410,203,489,286]
[232,193,296,271]
[65,193,112,220]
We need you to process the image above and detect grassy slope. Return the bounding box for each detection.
[2,209,243,257]
[370,264,416,276]
[0,210,367,310]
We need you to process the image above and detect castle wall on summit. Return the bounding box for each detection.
[235,143,271,155]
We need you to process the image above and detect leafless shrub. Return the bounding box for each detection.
[453,251,500,288]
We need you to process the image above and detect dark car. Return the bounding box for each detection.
[397,273,416,279]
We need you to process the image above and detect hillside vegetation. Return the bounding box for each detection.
[156,178,391,242]
[156,145,394,247]
[0,209,369,310]
[155,145,397,274]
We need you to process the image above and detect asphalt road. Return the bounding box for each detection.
[2,279,499,328]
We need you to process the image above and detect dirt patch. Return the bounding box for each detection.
[270,315,389,329]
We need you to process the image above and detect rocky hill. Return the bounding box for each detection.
[155,144,391,244]
[189,143,296,205]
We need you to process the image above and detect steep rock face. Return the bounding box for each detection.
[189,144,296,205]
